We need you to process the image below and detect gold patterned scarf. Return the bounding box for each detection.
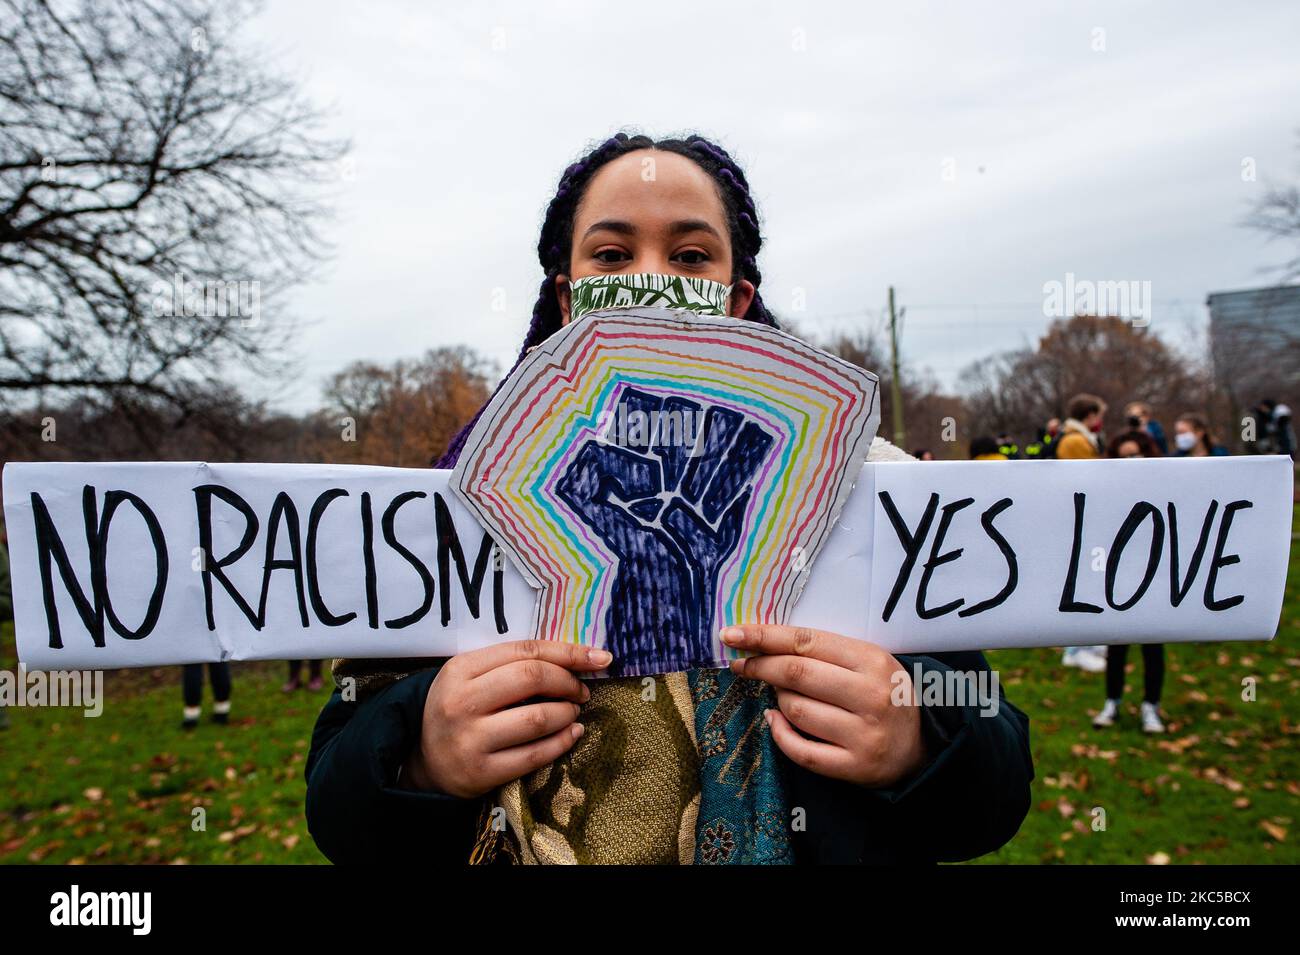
[332,659,700,865]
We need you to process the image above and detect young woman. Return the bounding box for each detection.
[1173,412,1228,457]
[304,132,1034,864]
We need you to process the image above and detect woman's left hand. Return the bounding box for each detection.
[720,624,929,788]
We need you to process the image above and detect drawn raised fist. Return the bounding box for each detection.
[556,387,774,675]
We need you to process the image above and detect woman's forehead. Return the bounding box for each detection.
[575,150,726,231]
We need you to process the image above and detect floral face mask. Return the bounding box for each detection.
[568,272,732,324]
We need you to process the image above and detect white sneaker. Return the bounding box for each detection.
[1062,647,1082,668]
[1141,702,1165,734]
[1073,648,1107,673]
[1093,699,1120,728]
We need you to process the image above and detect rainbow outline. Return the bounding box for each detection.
[450,308,879,673]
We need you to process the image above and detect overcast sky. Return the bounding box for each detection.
[249,0,1300,410]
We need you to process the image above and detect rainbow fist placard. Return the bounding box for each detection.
[450,307,880,676]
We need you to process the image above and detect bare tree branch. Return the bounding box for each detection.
[0,0,348,414]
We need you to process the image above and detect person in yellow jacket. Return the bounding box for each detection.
[1054,393,1107,460]
[1052,393,1109,671]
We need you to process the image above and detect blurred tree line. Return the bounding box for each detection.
[958,314,1219,449]
[823,310,1293,459]
[0,346,493,466]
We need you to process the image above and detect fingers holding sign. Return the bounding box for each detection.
[719,625,928,789]
[402,640,610,799]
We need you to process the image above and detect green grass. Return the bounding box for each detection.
[969,638,1298,864]
[970,514,1300,864]
[1,515,1296,865]
[0,649,329,864]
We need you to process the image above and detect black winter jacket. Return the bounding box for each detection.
[305,650,1033,864]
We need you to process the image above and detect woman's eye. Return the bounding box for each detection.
[674,249,709,266]
[593,248,630,265]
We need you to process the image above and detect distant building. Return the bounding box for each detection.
[1206,285,1300,444]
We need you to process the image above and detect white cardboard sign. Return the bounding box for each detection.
[2,456,1291,672]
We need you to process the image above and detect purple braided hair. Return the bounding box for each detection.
[435,131,777,468]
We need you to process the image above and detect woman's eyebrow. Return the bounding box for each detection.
[667,219,722,239]
[581,219,723,240]
[583,219,636,239]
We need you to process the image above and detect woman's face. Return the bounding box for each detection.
[557,149,756,324]
[1116,439,1142,458]
[1175,418,1205,452]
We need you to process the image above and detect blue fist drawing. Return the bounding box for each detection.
[556,387,775,675]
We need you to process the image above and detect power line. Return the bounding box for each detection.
[794,301,1209,330]
[905,299,1207,310]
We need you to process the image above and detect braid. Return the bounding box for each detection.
[682,136,776,328]
[436,130,777,468]
[522,133,646,353]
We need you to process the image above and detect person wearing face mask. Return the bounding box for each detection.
[1172,412,1228,457]
[1092,429,1167,733]
[1123,400,1168,455]
[303,132,1034,866]
[1053,394,1107,460]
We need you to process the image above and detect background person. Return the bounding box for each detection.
[1123,400,1168,455]
[181,663,232,730]
[1055,394,1108,671]
[1253,398,1295,457]
[1107,429,1159,459]
[1054,394,1107,459]
[1093,428,1166,733]
[285,660,325,693]
[1023,417,1061,459]
[1173,412,1228,457]
[0,528,9,730]
[970,435,1008,460]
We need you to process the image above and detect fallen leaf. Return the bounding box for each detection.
[1260,821,1287,842]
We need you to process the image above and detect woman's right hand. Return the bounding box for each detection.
[401,640,611,799]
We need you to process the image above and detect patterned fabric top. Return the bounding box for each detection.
[689,667,793,864]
